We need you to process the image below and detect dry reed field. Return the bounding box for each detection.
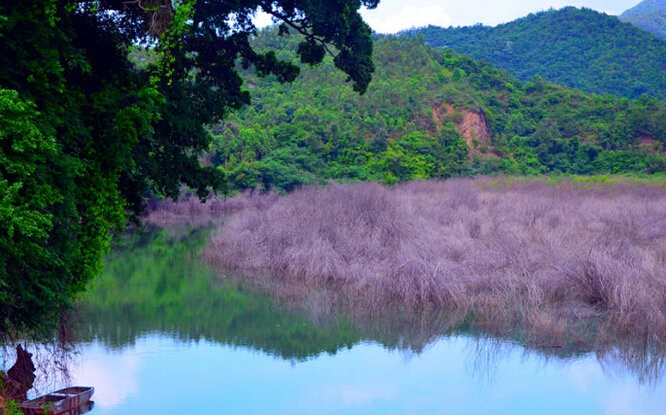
[143,190,280,227]
[202,178,666,346]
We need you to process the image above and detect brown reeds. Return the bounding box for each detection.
[203,178,666,347]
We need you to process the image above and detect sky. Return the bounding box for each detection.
[254,1,645,34]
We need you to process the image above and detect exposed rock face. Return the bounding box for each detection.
[458,109,492,146]
[432,103,493,155]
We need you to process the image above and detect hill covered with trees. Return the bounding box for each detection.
[407,7,666,100]
[620,0,666,39]
[211,29,666,193]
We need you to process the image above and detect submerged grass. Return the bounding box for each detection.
[202,177,666,347]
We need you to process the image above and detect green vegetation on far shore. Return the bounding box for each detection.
[212,29,666,193]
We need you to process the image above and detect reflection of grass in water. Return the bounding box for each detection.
[280,284,666,384]
[225,269,666,384]
[79,220,666,383]
[78,227,361,360]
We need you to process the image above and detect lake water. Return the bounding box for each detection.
[55,227,666,414]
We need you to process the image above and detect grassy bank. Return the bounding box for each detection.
[203,177,666,346]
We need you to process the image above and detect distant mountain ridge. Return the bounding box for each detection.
[620,0,666,39]
[408,7,666,100]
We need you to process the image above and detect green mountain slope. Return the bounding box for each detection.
[209,29,666,193]
[620,0,666,39]
[408,7,666,100]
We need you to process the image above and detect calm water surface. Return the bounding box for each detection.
[60,228,664,414]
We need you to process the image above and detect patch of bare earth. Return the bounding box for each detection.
[432,103,493,157]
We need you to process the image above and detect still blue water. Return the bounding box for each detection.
[69,335,664,415]
[59,228,665,414]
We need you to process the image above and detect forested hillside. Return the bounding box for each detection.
[211,29,666,193]
[408,7,666,100]
[620,0,666,39]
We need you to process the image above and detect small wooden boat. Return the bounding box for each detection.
[51,387,94,411]
[19,394,70,415]
[20,386,94,415]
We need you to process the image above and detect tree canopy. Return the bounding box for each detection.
[210,31,666,193]
[0,0,377,335]
[409,7,666,100]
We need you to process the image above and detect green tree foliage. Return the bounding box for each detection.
[410,7,666,100]
[0,0,377,335]
[0,90,59,331]
[212,31,666,192]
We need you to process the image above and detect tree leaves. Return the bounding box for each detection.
[0,0,377,335]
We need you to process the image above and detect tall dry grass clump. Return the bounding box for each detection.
[203,178,666,345]
[143,190,279,226]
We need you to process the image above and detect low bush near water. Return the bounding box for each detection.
[203,178,666,345]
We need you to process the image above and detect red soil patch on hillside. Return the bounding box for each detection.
[432,104,493,156]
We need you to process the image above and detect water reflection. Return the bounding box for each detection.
[66,335,665,415]
[231,271,666,386]
[77,227,360,359]
[64,227,666,414]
